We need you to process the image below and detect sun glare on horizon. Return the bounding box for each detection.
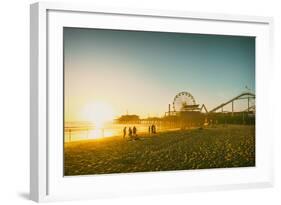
[80,102,115,128]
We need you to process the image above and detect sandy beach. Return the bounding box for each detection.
[64,125,255,176]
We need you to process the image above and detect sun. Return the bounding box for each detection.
[81,102,114,128]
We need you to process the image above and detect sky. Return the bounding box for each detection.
[64,27,255,122]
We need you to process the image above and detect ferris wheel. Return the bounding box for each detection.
[173,91,198,112]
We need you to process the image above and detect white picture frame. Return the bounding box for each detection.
[30,1,274,202]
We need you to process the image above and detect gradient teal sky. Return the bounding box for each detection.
[64,27,255,121]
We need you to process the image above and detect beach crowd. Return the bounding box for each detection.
[122,125,157,140]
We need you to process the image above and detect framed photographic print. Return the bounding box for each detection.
[30,2,274,202]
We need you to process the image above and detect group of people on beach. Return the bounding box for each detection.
[122,124,157,140]
[123,126,139,140]
[148,124,157,134]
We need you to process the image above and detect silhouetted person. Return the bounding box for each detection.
[128,127,133,139]
[152,124,156,134]
[123,127,127,139]
[148,126,151,134]
[133,126,137,137]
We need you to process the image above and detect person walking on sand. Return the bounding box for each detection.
[132,126,140,140]
[128,127,133,140]
[123,127,127,139]
[152,124,156,134]
[148,126,151,134]
[133,126,137,137]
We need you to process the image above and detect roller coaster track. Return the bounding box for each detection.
[209,92,255,113]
